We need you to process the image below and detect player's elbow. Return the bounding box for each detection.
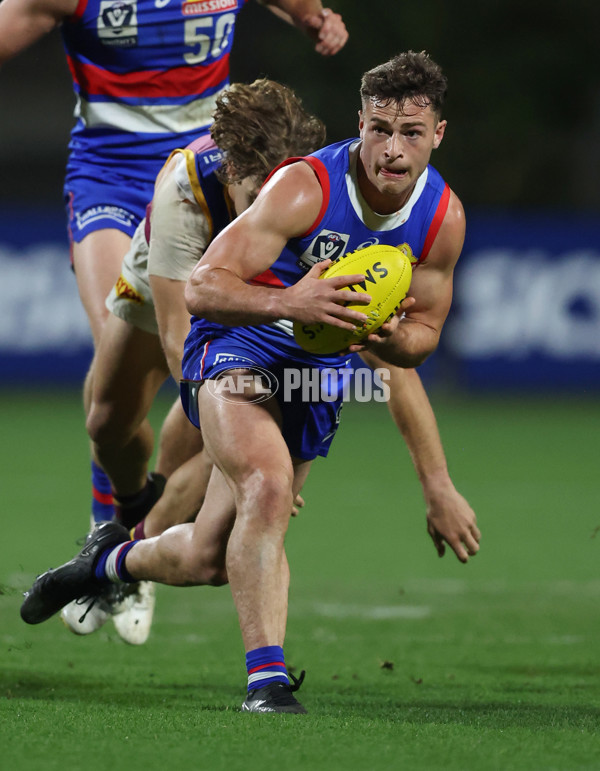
[184,270,210,317]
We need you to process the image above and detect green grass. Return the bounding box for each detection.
[1,389,600,770]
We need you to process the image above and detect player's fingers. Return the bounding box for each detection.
[323,312,366,331]
[428,525,446,557]
[398,296,416,313]
[294,493,305,509]
[307,259,332,277]
[448,537,470,563]
[315,10,348,55]
[325,273,366,289]
[334,288,371,305]
[463,532,480,556]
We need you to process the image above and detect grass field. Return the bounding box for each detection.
[1,388,600,770]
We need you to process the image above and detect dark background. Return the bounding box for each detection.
[1,0,599,215]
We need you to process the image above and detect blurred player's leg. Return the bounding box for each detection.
[75,229,133,524]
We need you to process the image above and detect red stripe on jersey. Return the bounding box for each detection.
[249,269,286,288]
[263,156,331,239]
[248,661,285,674]
[93,488,113,505]
[296,157,330,236]
[66,54,229,99]
[420,183,450,262]
[69,0,88,22]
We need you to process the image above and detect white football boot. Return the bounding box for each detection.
[60,591,114,635]
[111,581,156,645]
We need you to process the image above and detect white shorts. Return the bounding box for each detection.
[105,220,159,335]
[105,152,210,335]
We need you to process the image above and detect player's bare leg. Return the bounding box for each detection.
[154,398,205,480]
[141,450,213,538]
[86,314,169,498]
[68,231,166,641]
[197,377,309,712]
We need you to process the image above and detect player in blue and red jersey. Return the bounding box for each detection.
[0,0,348,525]
[21,52,481,712]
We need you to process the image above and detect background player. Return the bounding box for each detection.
[0,0,348,523]
[63,77,327,641]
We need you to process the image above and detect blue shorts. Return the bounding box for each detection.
[181,325,352,461]
[65,167,152,245]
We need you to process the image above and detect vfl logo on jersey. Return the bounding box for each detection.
[182,0,237,16]
[396,242,418,266]
[297,230,350,270]
[97,1,138,47]
[115,275,144,305]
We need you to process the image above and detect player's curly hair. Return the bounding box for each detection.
[211,79,326,188]
[360,51,447,117]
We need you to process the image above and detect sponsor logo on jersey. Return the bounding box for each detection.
[75,205,135,232]
[355,237,380,250]
[115,275,144,304]
[213,353,256,366]
[396,242,418,265]
[182,0,237,16]
[97,1,138,47]
[297,230,350,271]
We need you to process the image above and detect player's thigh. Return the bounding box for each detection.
[72,229,132,345]
[197,380,291,484]
[90,313,169,429]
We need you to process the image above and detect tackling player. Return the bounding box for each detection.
[0,0,348,640]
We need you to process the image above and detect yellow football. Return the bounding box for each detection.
[293,244,412,355]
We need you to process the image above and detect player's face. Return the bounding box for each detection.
[358,98,446,214]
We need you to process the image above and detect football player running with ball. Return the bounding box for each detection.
[21,52,481,713]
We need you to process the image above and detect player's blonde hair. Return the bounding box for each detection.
[211,78,326,189]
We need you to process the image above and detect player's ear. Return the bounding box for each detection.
[358,109,364,134]
[433,119,447,149]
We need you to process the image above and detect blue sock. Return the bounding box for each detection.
[91,461,115,523]
[94,541,138,583]
[246,645,289,693]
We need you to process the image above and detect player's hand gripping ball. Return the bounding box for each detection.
[293,244,412,354]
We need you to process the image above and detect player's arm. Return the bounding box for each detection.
[259,0,348,56]
[147,154,211,382]
[360,354,480,563]
[0,0,77,64]
[184,162,370,328]
[358,190,466,368]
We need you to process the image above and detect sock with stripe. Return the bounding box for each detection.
[91,460,115,523]
[94,541,139,584]
[131,518,146,540]
[246,645,289,693]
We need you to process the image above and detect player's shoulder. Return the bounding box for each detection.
[444,187,466,236]
[425,186,465,267]
[262,157,324,200]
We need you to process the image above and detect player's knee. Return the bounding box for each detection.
[86,401,133,446]
[237,469,294,526]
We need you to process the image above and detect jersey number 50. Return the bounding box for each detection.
[183,13,236,65]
